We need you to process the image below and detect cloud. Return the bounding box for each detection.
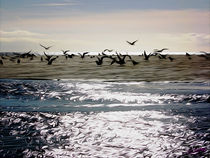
[33,1,79,7]
[0,10,209,52]
[0,30,45,38]
[4,9,208,34]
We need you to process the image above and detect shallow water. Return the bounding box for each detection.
[0,54,210,81]
[0,54,210,157]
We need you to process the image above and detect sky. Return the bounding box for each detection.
[0,0,210,52]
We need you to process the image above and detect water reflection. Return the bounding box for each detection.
[0,111,209,157]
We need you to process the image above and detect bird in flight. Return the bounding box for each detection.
[62,50,70,55]
[186,52,192,60]
[143,51,152,60]
[95,56,109,65]
[168,56,174,62]
[40,44,53,50]
[154,48,168,53]
[79,52,89,59]
[103,49,113,53]
[126,40,138,46]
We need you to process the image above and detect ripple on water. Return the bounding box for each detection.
[0,111,209,157]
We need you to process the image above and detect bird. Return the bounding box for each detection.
[67,54,75,59]
[19,50,32,58]
[17,59,21,64]
[95,56,109,65]
[154,48,168,53]
[62,50,70,55]
[44,52,53,61]
[126,40,138,45]
[47,56,59,65]
[79,52,89,59]
[168,56,174,62]
[102,52,107,56]
[186,52,192,60]
[198,51,210,60]
[158,54,167,59]
[1,56,7,60]
[102,49,113,53]
[0,59,3,65]
[126,54,139,65]
[143,51,152,60]
[40,44,53,50]
[110,53,129,65]
[198,54,209,60]
[131,60,139,65]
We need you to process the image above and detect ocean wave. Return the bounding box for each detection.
[0,111,209,157]
[0,80,209,110]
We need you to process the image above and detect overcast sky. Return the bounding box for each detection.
[0,0,209,52]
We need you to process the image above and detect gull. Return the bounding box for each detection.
[1,56,7,60]
[154,48,168,53]
[126,54,139,65]
[47,56,59,65]
[62,50,70,55]
[110,53,129,65]
[66,54,75,59]
[200,51,210,55]
[186,52,192,60]
[62,50,70,59]
[143,51,152,60]
[102,49,113,53]
[158,54,167,59]
[78,52,89,59]
[17,59,21,64]
[19,50,32,58]
[126,40,138,45]
[44,52,53,61]
[44,52,59,65]
[0,59,3,65]
[168,56,174,62]
[95,56,109,65]
[40,44,53,50]
[198,51,210,60]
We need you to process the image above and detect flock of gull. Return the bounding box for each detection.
[0,40,210,66]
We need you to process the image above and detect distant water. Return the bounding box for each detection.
[0,54,210,157]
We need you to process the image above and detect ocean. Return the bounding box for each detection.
[0,53,210,157]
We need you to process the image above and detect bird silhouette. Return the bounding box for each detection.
[17,59,21,64]
[110,53,129,65]
[67,54,75,59]
[19,50,32,58]
[79,52,89,59]
[186,52,192,60]
[47,56,59,65]
[44,52,53,61]
[0,59,3,65]
[198,51,210,60]
[1,56,7,60]
[126,40,138,45]
[125,54,139,65]
[168,56,174,62]
[158,54,167,59]
[154,48,168,53]
[143,51,152,60]
[95,56,109,65]
[103,49,113,53]
[62,50,70,55]
[40,44,53,50]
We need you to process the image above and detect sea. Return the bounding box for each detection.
[0,52,210,157]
